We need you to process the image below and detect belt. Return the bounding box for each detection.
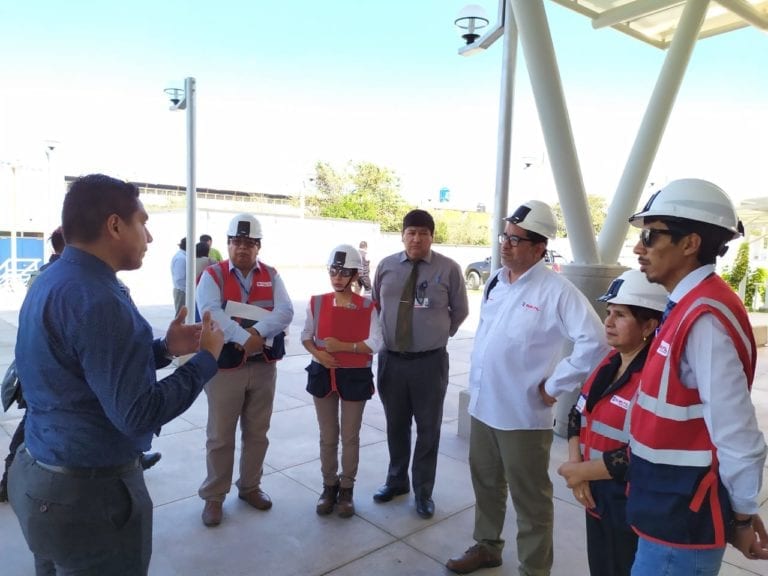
[26,449,141,478]
[387,348,443,360]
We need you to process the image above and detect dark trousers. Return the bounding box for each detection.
[9,448,152,576]
[586,509,638,576]
[376,348,448,497]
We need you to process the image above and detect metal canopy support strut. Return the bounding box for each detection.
[598,0,710,265]
[510,0,598,264]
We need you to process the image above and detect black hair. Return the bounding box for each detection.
[402,209,435,234]
[49,227,65,254]
[196,241,210,258]
[178,238,186,250]
[626,305,663,324]
[200,234,213,243]
[62,174,140,244]
[646,217,733,265]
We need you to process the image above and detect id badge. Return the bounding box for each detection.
[414,298,430,309]
[575,393,587,414]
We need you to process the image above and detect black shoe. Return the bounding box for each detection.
[415,496,434,519]
[372,484,409,503]
[141,452,162,470]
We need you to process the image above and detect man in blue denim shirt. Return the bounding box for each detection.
[8,174,224,576]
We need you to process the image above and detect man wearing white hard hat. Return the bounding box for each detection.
[196,213,294,527]
[626,179,768,574]
[448,200,609,575]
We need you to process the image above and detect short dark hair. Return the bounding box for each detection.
[62,174,140,244]
[200,234,212,243]
[178,237,186,250]
[196,241,210,258]
[646,217,733,265]
[402,209,435,234]
[49,227,65,254]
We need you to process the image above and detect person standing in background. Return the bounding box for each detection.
[171,237,186,315]
[372,209,469,519]
[196,213,294,527]
[302,244,383,518]
[200,234,222,262]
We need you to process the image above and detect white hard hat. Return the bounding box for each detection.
[629,179,743,239]
[505,200,558,239]
[328,244,363,269]
[598,269,668,312]
[227,214,262,239]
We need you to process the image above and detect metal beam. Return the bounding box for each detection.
[593,0,686,29]
[715,0,768,30]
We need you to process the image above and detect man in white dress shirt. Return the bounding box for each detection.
[447,200,609,575]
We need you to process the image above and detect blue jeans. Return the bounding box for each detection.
[631,537,725,576]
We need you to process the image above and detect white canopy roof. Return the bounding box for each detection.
[551,0,768,48]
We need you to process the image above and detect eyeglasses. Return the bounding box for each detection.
[229,237,260,248]
[328,266,356,278]
[498,233,534,247]
[639,228,677,248]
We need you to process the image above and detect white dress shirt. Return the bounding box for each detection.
[468,260,609,430]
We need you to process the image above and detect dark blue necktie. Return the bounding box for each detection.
[660,299,676,325]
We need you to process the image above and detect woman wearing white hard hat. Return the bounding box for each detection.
[301,244,384,518]
[557,270,667,576]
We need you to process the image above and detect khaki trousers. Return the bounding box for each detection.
[198,361,276,502]
[469,417,554,576]
[313,393,366,488]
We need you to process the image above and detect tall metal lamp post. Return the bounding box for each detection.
[165,77,197,324]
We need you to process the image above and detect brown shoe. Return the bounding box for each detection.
[239,489,272,510]
[336,486,355,518]
[446,544,502,574]
[202,501,222,527]
[316,484,339,516]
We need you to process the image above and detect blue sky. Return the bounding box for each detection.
[1,0,766,209]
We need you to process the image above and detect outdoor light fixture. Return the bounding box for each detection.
[455,4,490,45]
[164,86,186,109]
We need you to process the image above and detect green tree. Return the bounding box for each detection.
[721,242,749,291]
[305,160,413,232]
[552,195,607,238]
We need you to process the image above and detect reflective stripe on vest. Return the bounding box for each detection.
[630,275,754,466]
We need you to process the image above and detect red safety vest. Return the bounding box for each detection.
[579,351,637,463]
[306,293,375,400]
[628,274,755,548]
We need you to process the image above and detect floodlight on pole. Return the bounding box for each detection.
[165,77,197,324]
[454,4,490,45]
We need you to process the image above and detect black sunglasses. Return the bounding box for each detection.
[639,228,682,248]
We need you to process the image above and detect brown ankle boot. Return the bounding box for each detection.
[337,486,355,518]
[316,484,339,516]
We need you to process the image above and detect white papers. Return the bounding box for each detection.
[224,301,271,322]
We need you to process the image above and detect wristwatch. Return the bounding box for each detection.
[732,515,754,529]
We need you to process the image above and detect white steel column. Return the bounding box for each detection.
[491,0,518,272]
[510,0,598,264]
[184,76,197,324]
[598,0,710,265]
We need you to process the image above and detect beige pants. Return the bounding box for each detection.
[198,361,276,502]
[470,417,554,576]
[313,393,366,489]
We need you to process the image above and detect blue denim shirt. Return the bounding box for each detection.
[15,246,218,467]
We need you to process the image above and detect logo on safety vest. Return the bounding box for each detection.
[255,282,273,287]
[656,340,670,357]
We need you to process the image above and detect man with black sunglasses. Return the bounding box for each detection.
[626,179,768,574]
[372,209,469,519]
[448,199,608,575]
[196,213,294,527]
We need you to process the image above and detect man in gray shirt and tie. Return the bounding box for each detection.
[372,209,469,518]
